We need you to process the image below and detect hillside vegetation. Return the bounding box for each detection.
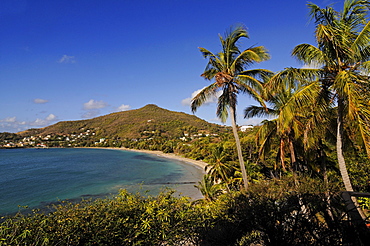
[18,104,227,139]
[2,0,370,244]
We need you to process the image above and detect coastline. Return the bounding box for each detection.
[82,147,208,170]
[117,147,208,171]
[1,147,208,215]
[98,147,207,200]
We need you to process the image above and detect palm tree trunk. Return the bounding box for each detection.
[288,138,297,171]
[288,138,299,187]
[336,99,353,192]
[337,99,367,222]
[230,106,249,192]
[279,139,287,172]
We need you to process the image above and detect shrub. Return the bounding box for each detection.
[0,190,204,245]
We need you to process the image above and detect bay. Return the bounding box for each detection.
[0,148,204,215]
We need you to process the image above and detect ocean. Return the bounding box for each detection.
[0,148,204,215]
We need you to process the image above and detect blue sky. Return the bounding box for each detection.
[1,0,337,133]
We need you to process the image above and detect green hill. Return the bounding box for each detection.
[18,104,227,139]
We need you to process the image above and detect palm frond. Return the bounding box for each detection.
[232,46,270,71]
[267,67,321,94]
[256,119,278,160]
[352,21,370,59]
[216,92,229,123]
[358,125,370,157]
[236,77,266,108]
[307,2,337,26]
[316,24,350,62]
[342,0,370,27]
[198,47,217,59]
[339,73,370,157]
[221,25,249,68]
[333,70,356,100]
[201,68,219,80]
[240,69,274,82]
[357,45,370,64]
[191,84,218,113]
[358,60,370,74]
[199,47,224,80]
[289,80,323,109]
[244,105,275,119]
[292,43,326,66]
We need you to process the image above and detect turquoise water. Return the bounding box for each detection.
[0,148,203,215]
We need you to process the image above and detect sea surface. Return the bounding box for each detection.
[0,148,204,215]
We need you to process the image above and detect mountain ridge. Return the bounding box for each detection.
[18,104,227,139]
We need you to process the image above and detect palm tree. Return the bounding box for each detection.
[194,174,223,202]
[191,25,272,191]
[264,1,370,225]
[290,0,370,193]
[245,79,308,177]
[205,144,233,190]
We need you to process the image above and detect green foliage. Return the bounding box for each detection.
[194,174,223,202]
[196,177,368,246]
[1,180,369,245]
[0,133,22,142]
[18,104,227,140]
[192,25,272,192]
[358,197,370,210]
[2,1,370,244]
[290,0,370,192]
[346,152,370,192]
[0,190,204,245]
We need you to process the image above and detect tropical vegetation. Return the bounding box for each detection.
[191,25,272,191]
[1,0,370,245]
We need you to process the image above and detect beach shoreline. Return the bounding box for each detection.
[93,147,207,200]
[53,147,208,171]
[117,147,208,171]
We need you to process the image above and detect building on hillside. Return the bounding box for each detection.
[240,125,253,132]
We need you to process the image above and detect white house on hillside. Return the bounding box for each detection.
[240,125,253,132]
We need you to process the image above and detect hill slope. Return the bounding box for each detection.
[19,104,226,139]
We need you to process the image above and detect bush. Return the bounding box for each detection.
[195,177,369,246]
[0,190,204,245]
[1,181,369,246]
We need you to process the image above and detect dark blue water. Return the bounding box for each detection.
[0,148,203,215]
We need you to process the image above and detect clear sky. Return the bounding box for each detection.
[1,0,338,133]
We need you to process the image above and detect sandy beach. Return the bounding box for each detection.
[79,147,208,170]
[103,147,208,200]
[118,147,208,170]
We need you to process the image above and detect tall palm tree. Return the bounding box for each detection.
[290,0,370,193]
[244,79,307,174]
[191,25,272,191]
[263,1,370,225]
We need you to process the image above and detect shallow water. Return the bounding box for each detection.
[0,148,203,215]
